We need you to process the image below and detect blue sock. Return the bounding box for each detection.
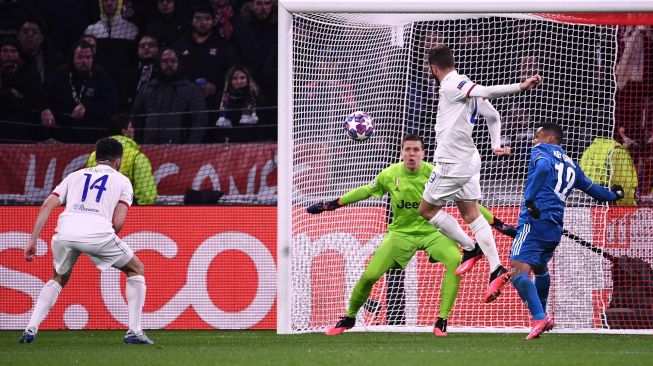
[511,273,545,321]
[534,272,550,311]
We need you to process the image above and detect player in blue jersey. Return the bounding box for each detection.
[511,123,624,339]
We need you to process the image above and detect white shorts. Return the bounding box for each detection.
[52,234,134,276]
[423,159,481,206]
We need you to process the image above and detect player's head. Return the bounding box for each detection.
[533,123,564,146]
[95,137,123,168]
[427,44,455,82]
[401,134,425,172]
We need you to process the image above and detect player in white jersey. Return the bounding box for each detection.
[19,138,154,345]
[418,44,542,303]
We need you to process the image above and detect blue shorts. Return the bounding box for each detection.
[510,220,562,268]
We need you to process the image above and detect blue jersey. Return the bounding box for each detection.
[517,144,594,227]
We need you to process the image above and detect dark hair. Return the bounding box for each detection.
[108,116,131,136]
[95,137,123,162]
[191,3,213,17]
[67,40,95,67]
[136,33,159,47]
[427,44,454,68]
[537,122,564,144]
[402,134,425,150]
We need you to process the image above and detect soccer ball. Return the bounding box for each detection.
[344,111,375,141]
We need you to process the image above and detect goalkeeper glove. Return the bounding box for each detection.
[490,217,518,239]
[306,199,341,214]
[610,184,625,201]
[525,200,540,219]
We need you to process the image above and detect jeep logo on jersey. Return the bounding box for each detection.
[396,200,419,209]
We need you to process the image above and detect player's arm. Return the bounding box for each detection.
[477,99,510,156]
[467,75,542,99]
[112,202,129,234]
[25,194,61,261]
[307,171,387,214]
[523,158,550,219]
[306,185,376,214]
[575,170,624,202]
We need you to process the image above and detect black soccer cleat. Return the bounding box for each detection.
[455,243,483,275]
[325,316,356,336]
[433,317,448,337]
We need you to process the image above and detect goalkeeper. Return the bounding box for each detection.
[307,134,502,336]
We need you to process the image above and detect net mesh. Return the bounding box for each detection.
[289,13,653,333]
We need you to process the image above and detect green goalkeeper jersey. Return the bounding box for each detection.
[340,161,436,236]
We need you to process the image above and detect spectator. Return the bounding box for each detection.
[146,0,189,48]
[210,0,237,41]
[579,136,638,206]
[131,47,207,144]
[231,0,277,100]
[0,37,42,142]
[174,3,239,115]
[215,65,261,127]
[41,40,119,143]
[121,34,158,111]
[615,25,653,198]
[86,116,158,205]
[85,0,139,88]
[38,0,97,57]
[16,19,62,86]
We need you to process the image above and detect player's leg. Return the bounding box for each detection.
[423,233,462,336]
[509,223,553,339]
[327,233,413,335]
[533,266,551,312]
[88,236,153,344]
[117,255,154,344]
[20,239,78,344]
[455,166,509,301]
[420,163,477,254]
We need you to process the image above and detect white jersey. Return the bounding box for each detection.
[52,165,133,243]
[433,70,481,164]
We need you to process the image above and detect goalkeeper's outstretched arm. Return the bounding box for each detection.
[306,185,376,214]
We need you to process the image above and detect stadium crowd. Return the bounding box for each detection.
[0,0,278,144]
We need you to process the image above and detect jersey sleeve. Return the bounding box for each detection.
[444,76,476,102]
[52,175,71,204]
[340,170,387,205]
[119,177,134,207]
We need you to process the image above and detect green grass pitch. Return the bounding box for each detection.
[1,330,652,366]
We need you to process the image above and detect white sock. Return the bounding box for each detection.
[26,280,62,334]
[429,210,476,251]
[126,275,146,334]
[469,215,501,273]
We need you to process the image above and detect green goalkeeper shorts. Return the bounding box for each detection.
[375,230,461,269]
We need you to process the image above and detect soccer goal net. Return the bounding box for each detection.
[278,2,653,334]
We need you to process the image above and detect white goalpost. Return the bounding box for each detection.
[278,0,653,334]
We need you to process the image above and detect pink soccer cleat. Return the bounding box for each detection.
[325,316,355,336]
[526,317,552,340]
[455,244,483,275]
[484,266,510,303]
[433,317,448,337]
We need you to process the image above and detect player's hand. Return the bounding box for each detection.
[306,199,341,214]
[520,74,542,91]
[24,238,37,262]
[525,200,541,219]
[490,217,518,238]
[610,184,625,201]
[492,146,512,157]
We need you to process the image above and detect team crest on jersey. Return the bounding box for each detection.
[457,81,467,90]
[394,178,400,191]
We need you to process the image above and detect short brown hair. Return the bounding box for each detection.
[427,44,454,68]
[402,134,424,150]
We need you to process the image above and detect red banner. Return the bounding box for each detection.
[0,206,277,330]
[0,144,277,203]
